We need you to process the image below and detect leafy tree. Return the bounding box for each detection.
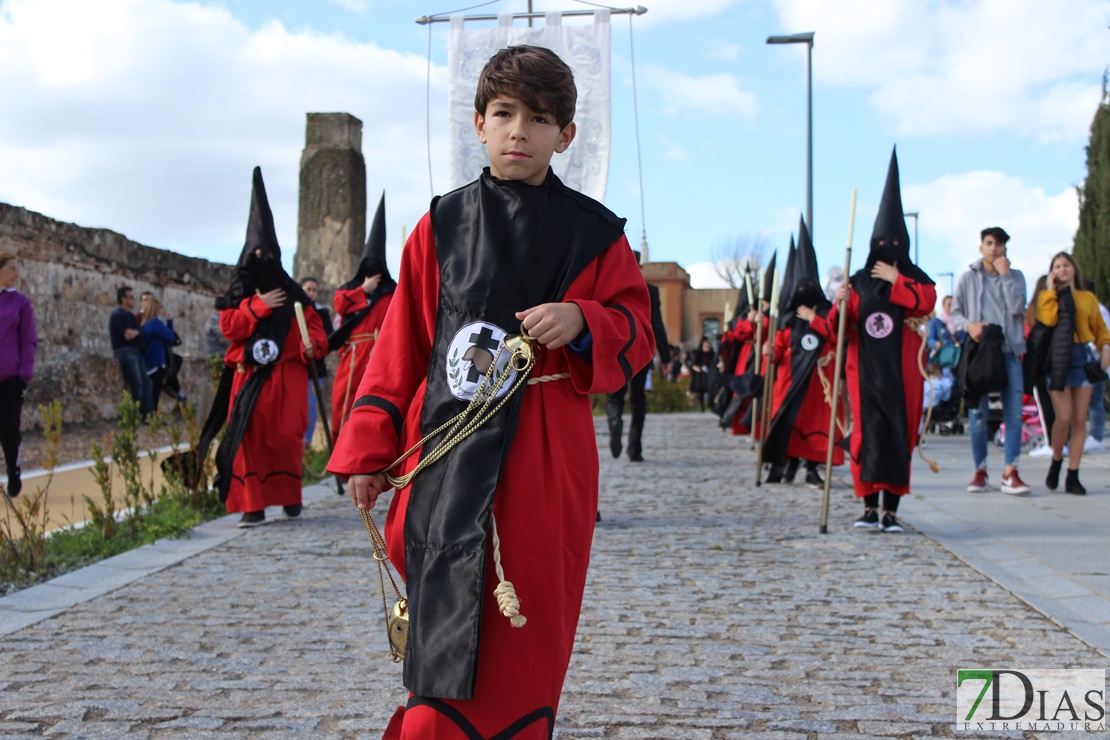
[1074,71,1110,305]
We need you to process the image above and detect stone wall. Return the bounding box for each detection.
[0,203,235,429]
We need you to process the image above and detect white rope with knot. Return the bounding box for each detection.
[491,515,526,627]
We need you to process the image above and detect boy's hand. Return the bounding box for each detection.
[362,274,382,294]
[257,288,286,309]
[835,283,852,304]
[515,303,585,350]
[349,473,390,511]
[796,305,816,323]
[871,261,899,284]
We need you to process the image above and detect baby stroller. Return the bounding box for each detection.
[994,399,1046,452]
[927,384,965,435]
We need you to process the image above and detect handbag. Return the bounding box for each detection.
[1084,346,1109,384]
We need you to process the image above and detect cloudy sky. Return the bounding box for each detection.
[1,0,1107,296]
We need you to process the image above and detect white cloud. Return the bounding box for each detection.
[0,0,449,271]
[642,65,758,118]
[904,170,1079,291]
[706,41,743,62]
[633,0,746,23]
[686,261,734,289]
[774,0,1110,141]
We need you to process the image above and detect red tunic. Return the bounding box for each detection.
[767,318,846,465]
[219,294,328,513]
[825,275,935,496]
[331,286,393,438]
[328,214,653,738]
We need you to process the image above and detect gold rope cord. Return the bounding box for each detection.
[361,327,552,639]
[815,353,850,436]
[358,507,407,662]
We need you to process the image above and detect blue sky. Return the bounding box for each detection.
[1,0,1107,296]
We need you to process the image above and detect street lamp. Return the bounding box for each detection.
[903,211,919,265]
[767,31,815,240]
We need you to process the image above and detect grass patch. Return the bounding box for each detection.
[0,394,227,595]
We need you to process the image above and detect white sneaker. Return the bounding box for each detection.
[1029,444,1053,458]
[1084,436,1105,452]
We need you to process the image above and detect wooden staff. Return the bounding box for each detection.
[819,190,857,533]
[295,302,343,496]
[748,269,765,450]
[755,269,780,486]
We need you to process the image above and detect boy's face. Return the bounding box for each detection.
[475,96,575,186]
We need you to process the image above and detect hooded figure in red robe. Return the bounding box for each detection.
[825,148,936,533]
[762,217,846,487]
[199,167,329,527]
[729,250,776,435]
[330,192,397,439]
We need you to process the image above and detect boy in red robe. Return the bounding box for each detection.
[208,167,329,527]
[330,192,396,439]
[327,45,653,738]
[827,149,936,533]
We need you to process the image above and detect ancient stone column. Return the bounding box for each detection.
[294,113,367,305]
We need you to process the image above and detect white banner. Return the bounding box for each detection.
[447,10,611,202]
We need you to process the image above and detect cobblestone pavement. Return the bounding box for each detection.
[0,412,1106,738]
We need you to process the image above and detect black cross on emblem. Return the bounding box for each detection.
[466,326,501,383]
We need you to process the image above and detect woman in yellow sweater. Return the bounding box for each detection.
[1035,252,1110,494]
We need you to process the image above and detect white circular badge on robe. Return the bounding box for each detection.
[446,321,518,401]
[865,311,894,339]
[800,333,820,352]
[251,338,280,365]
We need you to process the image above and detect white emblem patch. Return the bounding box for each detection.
[251,338,280,365]
[446,321,519,401]
[800,333,820,351]
[865,311,894,339]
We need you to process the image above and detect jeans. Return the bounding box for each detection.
[0,377,25,473]
[969,352,1023,470]
[114,348,154,417]
[1091,380,1106,442]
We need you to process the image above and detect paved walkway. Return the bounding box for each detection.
[0,412,1106,738]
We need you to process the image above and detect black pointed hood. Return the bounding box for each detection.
[731,266,754,324]
[329,191,398,352]
[341,191,396,293]
[760,250,777,307]
[784,216,830,316]
[777,234,797,326]
[860,147,933,285]
[217,166,307,311]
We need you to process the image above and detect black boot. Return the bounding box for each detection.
[1065,468,1086,495]
[1045,458,1062,491]
[765,463,784,484]
[6,466,20,498]
[782,458,800,483]
[607,417,622,459]
[804,461,824,489]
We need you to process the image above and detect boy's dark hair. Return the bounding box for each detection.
[475,45,576,130]
[117,285,133,305]
[980,226,1010,244]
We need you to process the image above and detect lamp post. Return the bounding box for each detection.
[767,31,815,240]
[904,211,919,265]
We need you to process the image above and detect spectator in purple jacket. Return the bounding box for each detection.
[0,253,36,498]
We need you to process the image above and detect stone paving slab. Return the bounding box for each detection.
[0,413,1105,738]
